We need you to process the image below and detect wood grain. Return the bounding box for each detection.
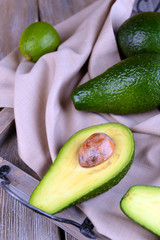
[0,0,38,60]
[38,0,94,25]
[0,108,14,136]
[0,188,61,240]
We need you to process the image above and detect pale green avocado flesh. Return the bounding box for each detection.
[29,123,134,214]
[120,185,160,236]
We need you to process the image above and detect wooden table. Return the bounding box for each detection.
[0,1,94,240]
[0,0,159,239]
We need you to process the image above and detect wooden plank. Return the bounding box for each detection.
[0,158,105,240]
[0,0,61,239]
[38,0,94,25]
[0,0,38,60]
[0,188,61,240]
[65,232,81,240]
[0,108,14,136]
[0,108,15,154]
[0,159,62,240]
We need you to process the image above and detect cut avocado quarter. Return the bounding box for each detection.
[29,123,135,214]
[72,53,160,114]
[117,12,160,58]
[120,185,160,237]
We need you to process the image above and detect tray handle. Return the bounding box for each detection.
[0,165,96,239]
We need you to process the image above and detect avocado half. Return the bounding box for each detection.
[120,185,160,237]
[29,123,135,214]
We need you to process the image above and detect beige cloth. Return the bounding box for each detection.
[0,0,160,239]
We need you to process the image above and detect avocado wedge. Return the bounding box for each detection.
[120,185,160,237]
[29,123,134,214]
[72,53,160,114]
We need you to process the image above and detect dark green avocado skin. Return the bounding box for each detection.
[117,12,160,58]
[74,151,134,205]
[53,150,134,214]
[72,54,160,114]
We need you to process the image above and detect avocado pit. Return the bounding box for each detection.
[79,133,115,168]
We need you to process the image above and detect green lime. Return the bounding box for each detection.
[19,21,60,62]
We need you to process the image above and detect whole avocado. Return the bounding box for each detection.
[72,53,160,114]
[117,12,160,58]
